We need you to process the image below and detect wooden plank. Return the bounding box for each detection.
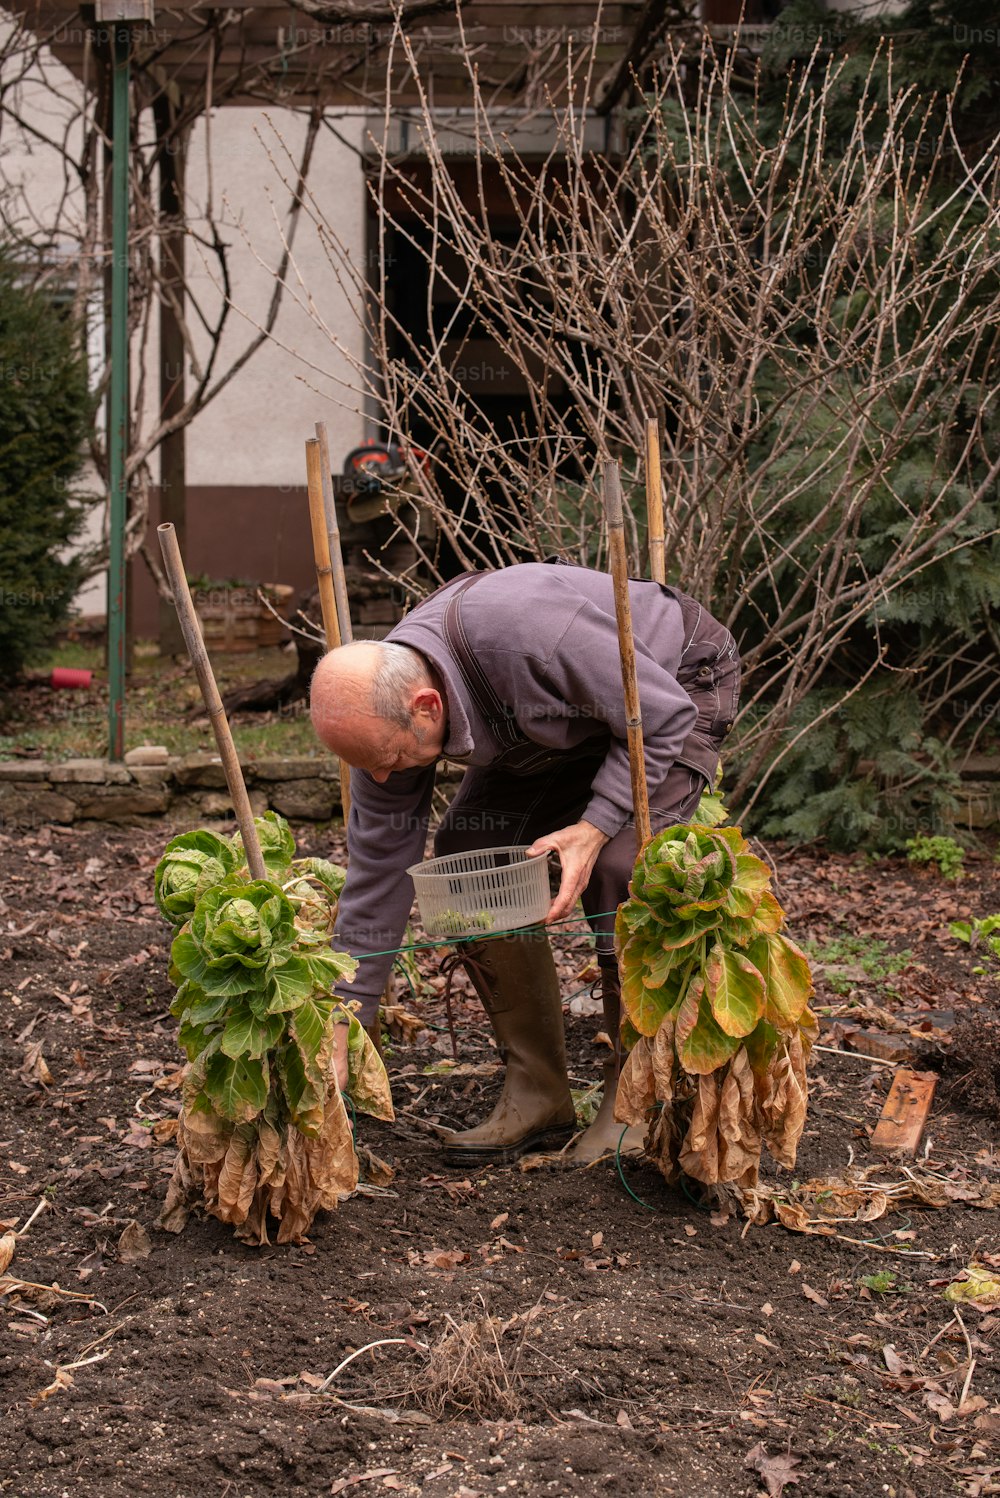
[871,1069,938,1156]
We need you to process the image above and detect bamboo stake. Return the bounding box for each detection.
[645,417,666,586]
[305,437,352,823]
[309,432,387,1047]
[603,460,651,850]
[157,523,266,881]
[315,421,354,645]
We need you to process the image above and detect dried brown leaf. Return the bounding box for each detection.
[717,1048,761,1188]
[924,1390,956,1423]
[117,1220,152,1263]
[179,1103,232,1165]
[760,1034,808,1169]
[157,1149,196,1234]
[255,1119,285,1187]
[0,1232,15,1276]
[651,1016,677,1104]
[679,1072,722,1184]
[21,1040,53,1087]
[220,1131,259,1223]
[614,1036,656,1124]
[773,1201,837,1236]
[744,1442,801,1497]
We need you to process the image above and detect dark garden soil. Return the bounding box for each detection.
[2,818,999,1498]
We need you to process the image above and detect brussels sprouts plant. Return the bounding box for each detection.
[155,814,391,1245]
[614,823,816,1193]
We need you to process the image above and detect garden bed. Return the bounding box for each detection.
[1,819,999,1497]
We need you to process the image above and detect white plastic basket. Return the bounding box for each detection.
[407,845,551,939]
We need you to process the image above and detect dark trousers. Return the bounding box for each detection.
[434,596,740,968]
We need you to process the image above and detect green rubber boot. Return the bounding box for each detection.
[440,930,576,1167]
[557,971,646,1166]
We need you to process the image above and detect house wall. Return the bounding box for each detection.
[129,105,369,635]
[0,30,369,630]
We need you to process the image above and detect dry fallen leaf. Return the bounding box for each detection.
[924,1389,956,1423]
[21,1041,53,1087]
[117,1220,152,1263]
[592,1232,604,1250]
[490,1212,509,1232]
[0,1232,15,1276]
[330,1469,399,1493]
[761,1302,774,1317]
[802,1284,830,1308]
[744,1441,801,1496]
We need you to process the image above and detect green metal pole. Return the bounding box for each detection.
[107,24,130,760]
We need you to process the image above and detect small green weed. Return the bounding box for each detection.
[951,914,1000,966]
[905,834,966,881]
[804,933,912,994]
[858,1271,903,1294]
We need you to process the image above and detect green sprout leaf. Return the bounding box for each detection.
[704,944,766,1037]
[674,975,741,1074]
[220,1005,285,1060]
[232,811,296,878]
[154,830,241,927]
[204,1050,269,1123]
[747,933,814,1028]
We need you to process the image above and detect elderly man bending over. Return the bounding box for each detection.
[310,562,740,1166]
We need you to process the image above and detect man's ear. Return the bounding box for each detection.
[411,686,443,723]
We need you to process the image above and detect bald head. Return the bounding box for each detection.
[310,640,446,782]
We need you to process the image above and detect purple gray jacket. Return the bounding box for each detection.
[332,563,699,1019]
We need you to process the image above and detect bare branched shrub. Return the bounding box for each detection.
[279,23,1000,829]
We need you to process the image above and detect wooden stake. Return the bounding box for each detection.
[315,421,354,645]
[603,459,651,850]
[305,437,352,823]
[156,523,266,881]
[645,417,666,586]
[310,430,387,1043]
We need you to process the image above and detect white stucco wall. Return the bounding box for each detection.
[168,106,368,488]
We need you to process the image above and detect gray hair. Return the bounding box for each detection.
[363,641,428,729]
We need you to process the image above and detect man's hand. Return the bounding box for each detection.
[526,820,610,925]
[331,1020,350,1092]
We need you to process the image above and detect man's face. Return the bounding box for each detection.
[353,718,441,783]
[312,671,447,780]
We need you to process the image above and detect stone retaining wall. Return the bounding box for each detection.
[0,753,342,828]
[0,751,998,830]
